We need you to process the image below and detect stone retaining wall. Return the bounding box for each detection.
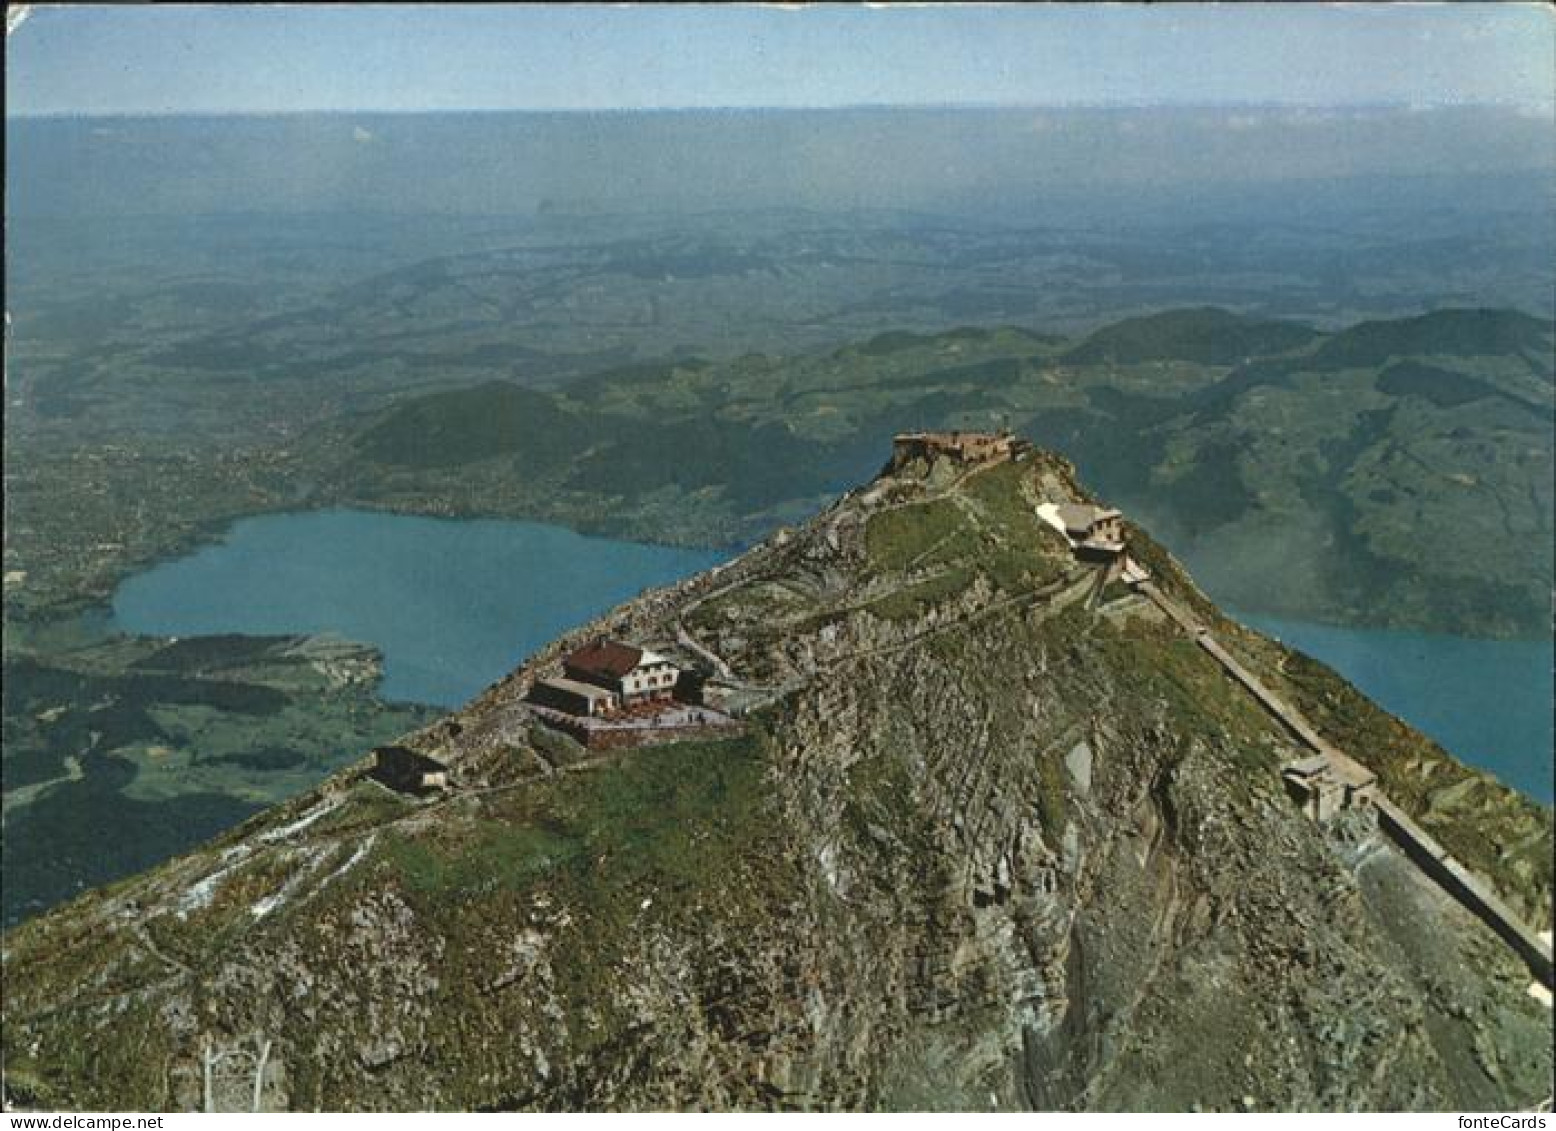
[1138,576,1553,988]
[1376,798,1554,987]
[532,707,744,752]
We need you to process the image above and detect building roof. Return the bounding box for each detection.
[564,639,674,679]
[564,640,644,679]
[535,676,617,702]
[1329,757,1378,789]
[1284,752,1376,790]
[375,744,450,769]
[1057,503,1123,534]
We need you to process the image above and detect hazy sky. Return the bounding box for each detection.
[7,3,1554,116]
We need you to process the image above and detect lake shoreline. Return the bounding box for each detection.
[1234,608,1554,805]
[111,507,727,708]
[100,506,1556,805]
[12,485,1548,645]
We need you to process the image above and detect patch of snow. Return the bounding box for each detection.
[313,836,376,896]
[817,842,842,894]
[252,838,363,920]
[1061,822,1082,875]
[1064,741,1093,795]
[1034,502,1071,541]
[260,796,342,844]
[175,863,242,917]
[250,854,313,920]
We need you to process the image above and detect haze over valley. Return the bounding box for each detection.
[6,103,1552,929]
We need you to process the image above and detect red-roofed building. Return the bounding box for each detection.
[563,639,680,706]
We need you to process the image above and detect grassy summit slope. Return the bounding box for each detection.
[4,447,1548,1111]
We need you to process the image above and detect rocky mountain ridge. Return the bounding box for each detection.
[3,445,1550,1111]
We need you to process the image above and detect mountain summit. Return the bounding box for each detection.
[3,440,1550,1111]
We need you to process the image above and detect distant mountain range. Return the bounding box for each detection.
[9,108,1553,219]
[316,305,1554,637]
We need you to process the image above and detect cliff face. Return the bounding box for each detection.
[3,449,1550,1111]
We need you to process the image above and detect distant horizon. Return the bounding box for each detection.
[11,99,1555,121]
[7,4,1552,117]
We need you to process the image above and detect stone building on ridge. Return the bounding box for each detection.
[562,639,681,708]
[890,430,1026,470]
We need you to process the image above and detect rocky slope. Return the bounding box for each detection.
[2,447,1550,1111]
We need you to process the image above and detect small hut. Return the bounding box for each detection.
[371,745,451,794]
[1282,754,1377,821]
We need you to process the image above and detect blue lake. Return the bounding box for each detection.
[111,508,1552,803]
[1238,613,1553,804]
[112,509,724,709]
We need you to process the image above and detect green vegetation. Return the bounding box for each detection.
[864,498,966,572]
[359,733,789,1086]
[313,778,412,835]
[866,569,976,623]
[1374,361,1505,408]
[1089,613,1278,757]
[385,733,767,906]
[3,996,178,1112]
[1,634,436,925]
[317,307,1554,638]
[2,452,1549,1112]
[353,382,579,471]
[3,125,1552,1108]
[1312,308,1553,368]
[863,462,1069,612]
[384,820,585,896]
[1032,745,1069,839]
[1065,306,1321,365]
[5,213,1551,936]
[7,301,1549,638]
